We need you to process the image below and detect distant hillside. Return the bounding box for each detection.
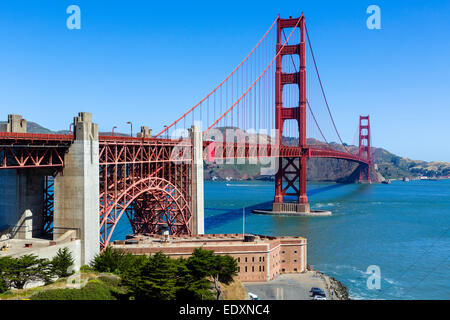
[21,121,129,136]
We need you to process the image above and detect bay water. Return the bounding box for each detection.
[113,179,450,300]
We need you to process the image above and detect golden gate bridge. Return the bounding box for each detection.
[0,15,372,264]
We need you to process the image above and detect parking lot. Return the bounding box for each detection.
[243,272,333,300]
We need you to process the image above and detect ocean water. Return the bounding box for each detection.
[113,179,450,300]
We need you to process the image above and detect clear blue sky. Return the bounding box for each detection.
[0,0,449,161]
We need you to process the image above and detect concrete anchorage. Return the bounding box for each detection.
[53,112,100,265]
[0,170,49,239]
[0,114,50,239]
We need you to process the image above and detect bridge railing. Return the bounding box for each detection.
[0,132,74,142]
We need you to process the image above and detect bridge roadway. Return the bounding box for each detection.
[0,132,369,169]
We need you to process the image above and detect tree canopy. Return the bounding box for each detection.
[91,247,238,300]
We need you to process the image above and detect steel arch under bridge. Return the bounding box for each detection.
[98,136,193,249]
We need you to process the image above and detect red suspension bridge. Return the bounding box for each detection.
[155,14,372,212]
[0,15,372,262]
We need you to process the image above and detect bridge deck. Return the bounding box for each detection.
[0,132,369,169]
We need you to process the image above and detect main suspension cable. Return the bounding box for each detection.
[305,23,350,153]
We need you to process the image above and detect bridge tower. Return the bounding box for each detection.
[359,115,372,183]
[272,15,310,213]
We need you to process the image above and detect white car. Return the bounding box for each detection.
[248,292,259,300]
[313,295,327,300]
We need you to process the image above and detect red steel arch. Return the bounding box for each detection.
[99,176,192,248]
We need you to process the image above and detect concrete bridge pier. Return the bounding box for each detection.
[0,170,48,239]
[53,112,100,265]
[0,114,48,239]
[137,126,152,138]
[190,125,204,235]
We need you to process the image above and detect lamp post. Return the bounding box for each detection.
[112,126,117,136]
[126,122,133,137]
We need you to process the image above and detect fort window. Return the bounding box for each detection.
[245,266,247,272]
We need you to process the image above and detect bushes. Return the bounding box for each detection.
[91,247,238,300]
[1,247,238,300]
[90,246,145,275]
[30,276,126,300]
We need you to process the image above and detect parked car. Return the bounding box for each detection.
[248,292,259,300]
[313,295,327,300]
[310,287,326,297]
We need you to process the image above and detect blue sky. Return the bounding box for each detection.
[0,0,449,161]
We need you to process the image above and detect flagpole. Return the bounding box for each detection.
[243,207,245,238]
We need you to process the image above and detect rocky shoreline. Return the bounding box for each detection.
[318,272,350,300]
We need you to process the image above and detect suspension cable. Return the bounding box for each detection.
[305,23,350,153]
[281,29,330,147]
[154,16,279,138]
[204,16,302,135]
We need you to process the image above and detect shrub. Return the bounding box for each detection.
[51,247,75,278]
[80,265,93,273]
[30,279,125,300]
[90,247,125,273]
[90,247,145,275]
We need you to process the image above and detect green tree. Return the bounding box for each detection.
[4,255,52,289]
[187,248,238,300]
[121,252,180,300]
[90,246,126,274]
[174,258,214,300]
[90,246,146,275]
[0,257,13,293]
[51,247,74,278]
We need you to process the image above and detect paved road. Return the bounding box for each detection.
[243,272,332,300]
